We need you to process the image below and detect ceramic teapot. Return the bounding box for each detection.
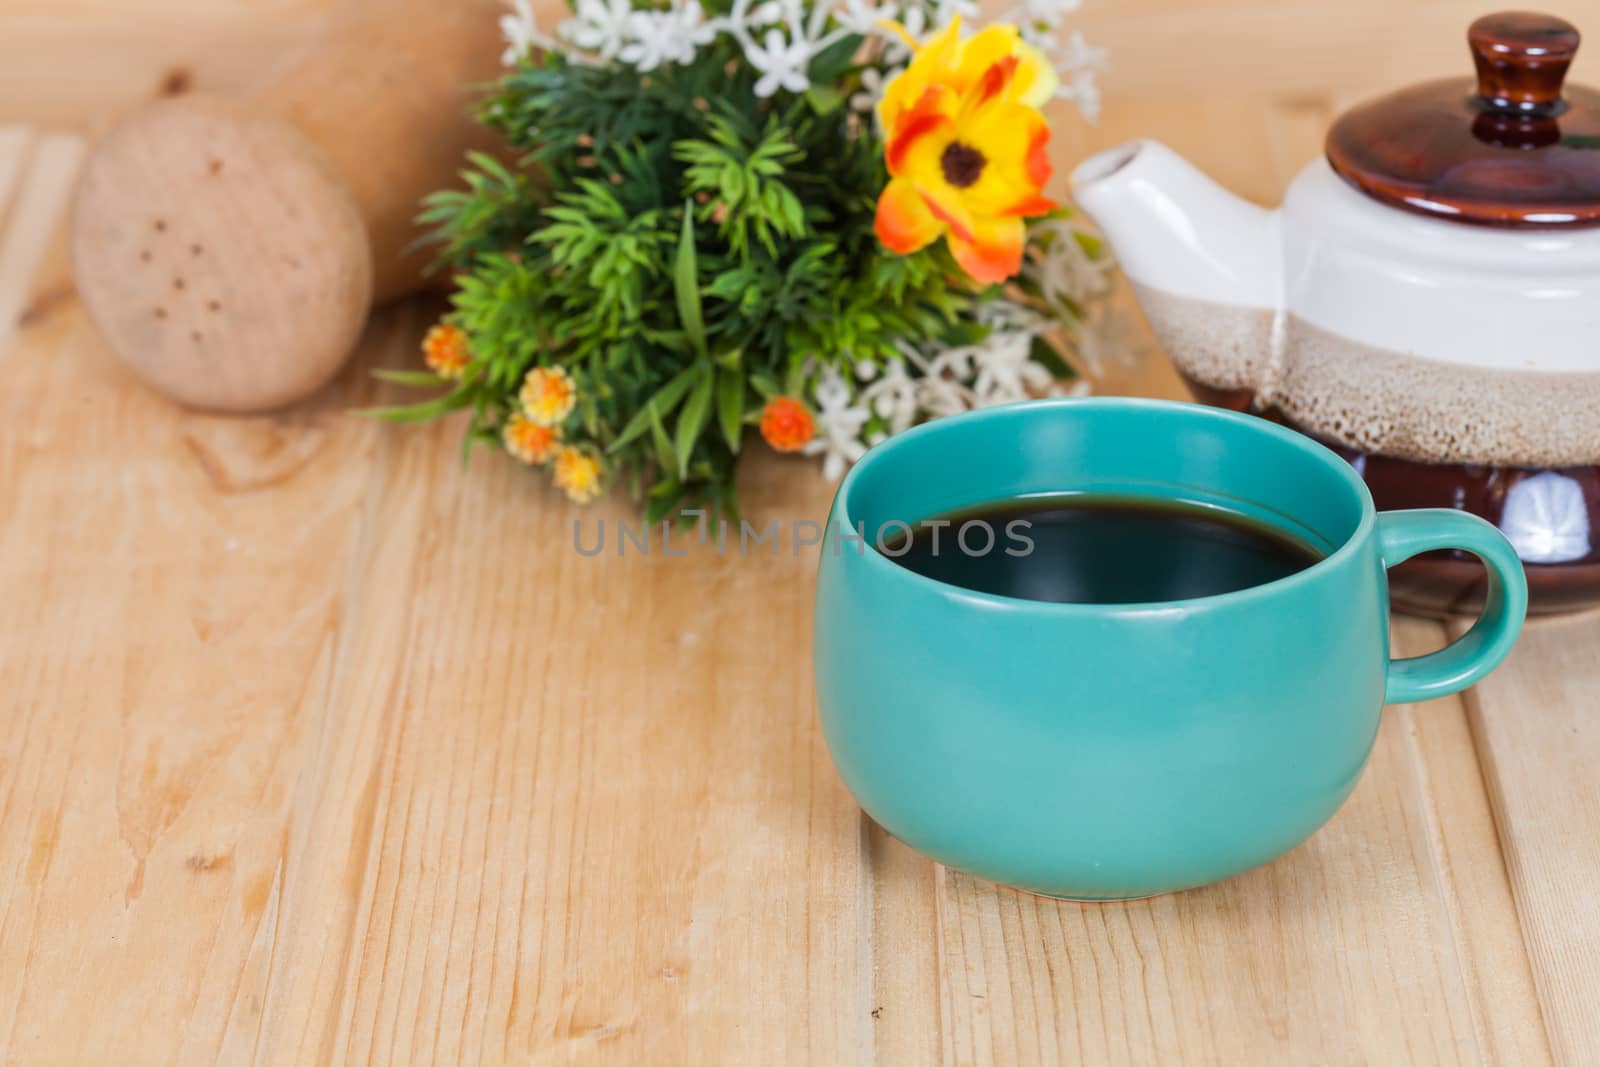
[1071,12,1600,616]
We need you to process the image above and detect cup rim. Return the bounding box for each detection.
[831,397,1377,615]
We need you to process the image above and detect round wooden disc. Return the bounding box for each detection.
[72,94,374,412]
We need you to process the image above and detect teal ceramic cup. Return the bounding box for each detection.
[814,398,1527,901]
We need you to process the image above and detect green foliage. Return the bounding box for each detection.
[392,36,1028,519]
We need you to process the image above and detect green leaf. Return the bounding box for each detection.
[806,86,846,115]
[674,366,713,480]
[674,203,707,357]
[1029,335,1075,380]
[648,402,677,474]
[644,482,687,525]
[749,373,781,401]
[609,363,701,452]
[809,33,864,84]
[717,366,744,453]
[783,357,809,398]
[355,389,473,422]
[716,474,742,527]
[371,369,448,387]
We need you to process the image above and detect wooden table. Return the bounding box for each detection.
[2,83,1599,1065]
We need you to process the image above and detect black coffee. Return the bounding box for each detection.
[880,495,1323,604]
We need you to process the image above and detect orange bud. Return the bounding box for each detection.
[760,397,815,453]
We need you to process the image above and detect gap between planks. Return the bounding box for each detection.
[0,128,84,363]
[1452,609,1600,1067]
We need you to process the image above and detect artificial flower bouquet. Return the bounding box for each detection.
[381,0,1114,520]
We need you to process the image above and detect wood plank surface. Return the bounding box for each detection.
[0,5,333,131]
[1454,612,1600,1067]
[0,255,421,1064]
[9,0,1599,132]
[3,2,1600,1062]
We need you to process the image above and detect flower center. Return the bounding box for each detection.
[940,142,987,188]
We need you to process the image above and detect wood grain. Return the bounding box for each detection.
[0,302,423,1064]
[283,451,869,1065]
[0,5,333,130]
[0,131,82,361]
[11,0,1599,131]
[1455,611,1600,1067]
[1074,0,1600,98]
[3,4,1600,1062]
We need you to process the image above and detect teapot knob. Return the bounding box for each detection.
[1469,12,1580,115]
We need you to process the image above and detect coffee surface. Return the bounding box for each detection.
[881,495,1323,604]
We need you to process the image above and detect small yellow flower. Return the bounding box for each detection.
[422,323,470,379]
[503,411,560,465]
[519,365,578,427]
[552,446,604,503]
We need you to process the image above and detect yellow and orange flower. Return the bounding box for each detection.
[519,365,578,427]
[552,445,604,503]
[759,396,815,453]
[422,323,471,379]
[874,18,1059,285]
[503,411,560,465]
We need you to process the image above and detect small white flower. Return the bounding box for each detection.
[805,367,871,481]
[1048,378,1093,398]
[851,65,901,112]
[859,358,920,435]
[746,0,792,26]
[1501,472,1592,563]
[914,347,979,417]
[500,0,547,65]
[1048,31,1108,121]
[913,373,972,419]
[1057,68,1102,121]
[618,0,715,70]
[618,11,672,70]
[1025,218,1114,308]
[878,3,925,62]
[924,345,975,381]
[1053,28,1108,73]
[745,26,815,96]
[837,0,898,34]
[680,2,720,51]
[729,0,848,96]
[1019,0,1081,29]
[968,331,1053,406]
[560,0,634,60]
[974,297,1045,333]
[931,0,979,28]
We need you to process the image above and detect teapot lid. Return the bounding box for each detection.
[1326,12,1600,227]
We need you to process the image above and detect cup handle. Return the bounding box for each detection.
[1376,509,1528,704]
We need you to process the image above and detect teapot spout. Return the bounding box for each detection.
[1071,141,1282,401]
